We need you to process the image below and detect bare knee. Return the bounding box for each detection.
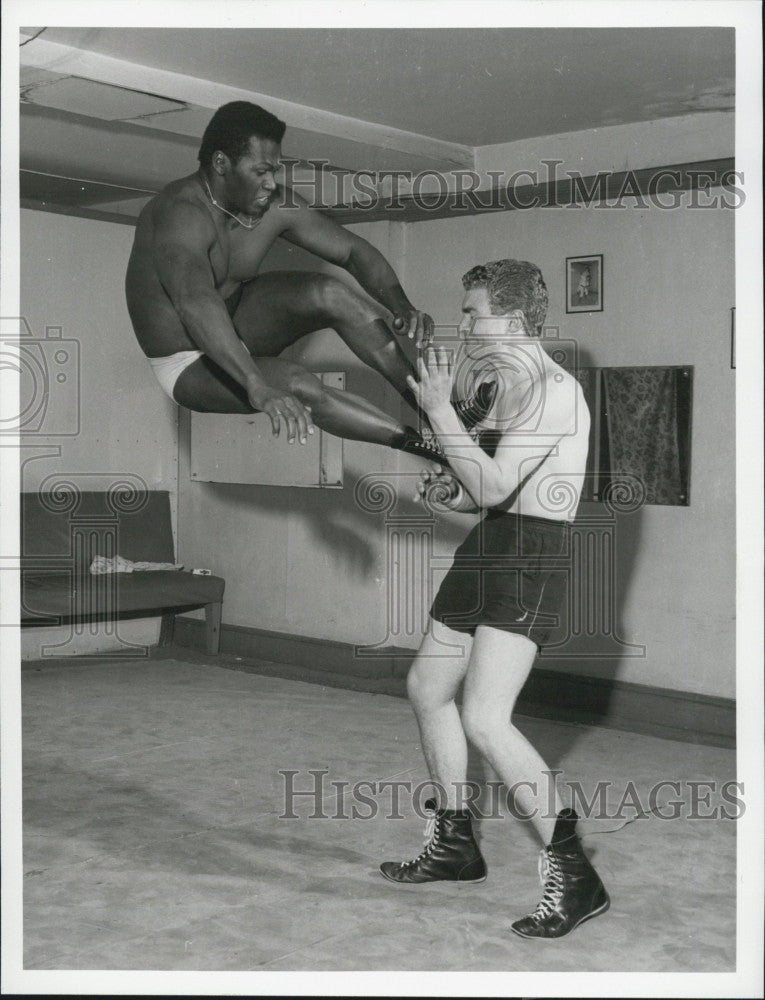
[461,699,509,754]
[285,366,328,408]
[309,274,376,324]
[407,662,449,715]
[406,664,429,712]
[370,338,402,364]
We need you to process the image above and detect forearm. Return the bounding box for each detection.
[177,292,268,391]
[345,243,412,316]
[436,483,481,514]
[427,405,508,508]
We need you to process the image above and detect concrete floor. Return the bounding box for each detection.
[21,652,736,972]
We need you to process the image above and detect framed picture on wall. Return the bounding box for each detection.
[566,254,603,313]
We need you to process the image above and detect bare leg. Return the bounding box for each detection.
[173,272,445,456]
[174,354,412,448]
[461,626,565,845]
[406,619,474,810]
[231,271,422,415]
[379,618,487,885]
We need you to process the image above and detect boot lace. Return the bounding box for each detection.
[419,424,446,459]
[403,806,440,867]
[528,847,565,921]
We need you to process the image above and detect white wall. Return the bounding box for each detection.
[20,209,179,655]
[175,197,735,699]
[17,178,736,699]
[176,221,421,647]
[19,209,178,492]
[402,202,735,697]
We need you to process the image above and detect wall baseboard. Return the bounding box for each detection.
[174,618,735,749]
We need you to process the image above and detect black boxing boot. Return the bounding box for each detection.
[390,383,498,465]
[511,808,609,939]
[390,426,450,467]
[455,380,498,430]
[380,798,487,885]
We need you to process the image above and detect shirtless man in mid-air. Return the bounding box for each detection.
[125,100,444,459]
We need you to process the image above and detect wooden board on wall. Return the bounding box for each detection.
[190,372,345,488]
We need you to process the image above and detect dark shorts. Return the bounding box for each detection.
[430,510,571,647]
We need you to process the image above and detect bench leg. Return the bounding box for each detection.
[159,612,175,647]
[204,601,222,655]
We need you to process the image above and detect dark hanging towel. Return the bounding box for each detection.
[602,367,690,505]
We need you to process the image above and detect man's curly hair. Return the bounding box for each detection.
[462,259,548,335]
[198,102,286,169]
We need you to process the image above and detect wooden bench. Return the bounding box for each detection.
[20,489,225,654]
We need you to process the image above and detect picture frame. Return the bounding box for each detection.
[566,253,604,313]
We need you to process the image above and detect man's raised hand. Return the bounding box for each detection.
[414,463,461,506]
[406,346,456,417]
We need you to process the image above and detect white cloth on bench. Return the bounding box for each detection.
[90,555,183,575]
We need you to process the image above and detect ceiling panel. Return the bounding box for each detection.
[21,76,187,121]
[34,27,735,145]
[18,26,735,225]
[20,170,152,208]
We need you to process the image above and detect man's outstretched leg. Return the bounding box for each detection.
[173,354,444,461]
[232,270,424,418]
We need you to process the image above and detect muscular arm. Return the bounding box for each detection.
[152,200,268,391]
[279,189,430,338]
[342,237,412,317]
[151,198,313,438]
[413,357,571,510]
[430,411,559,510]
[414,467,481,514]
